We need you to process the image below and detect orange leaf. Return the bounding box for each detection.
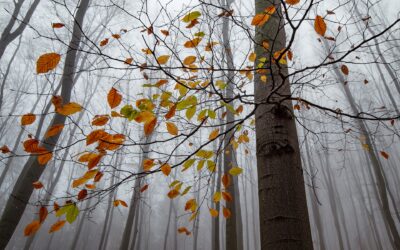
[183,56,196,65]
[49,220,66,233]
[92,115,110,126]
[140,184,149,193]
[223,207,231,218]
[21,113,36,126]
[165,104,176,120]
[100,38,109,46]
[341,65,349,75]
[184,38,202,48]
[112,34,121,39]
[56,102,82,116]
[222,191,233,202]
[87,154,102,169]
[314,15,327,36]
[251,6,275,26]
[86,129,107,145]
[124,57,133,65]
[209,208,218,217]
[143,159,155,171]
[36,53,61,74]
[144,117,157,136]
[23,139,40,153]
[77,189,88,200]
[107,88,122,109]
[222,173,231,188]
[37,151,53,165]
[85,184,96,189]
[45,124,64,138]
[24,220,41,236]
[52,23,65,28]
[177,227,191,235]
[32,181,43,189]
[285,0,300,5]
[166,122,178,136]
[168,189,180,199]
[209,129,219,140]
[157,55,170,65]
[94,172,104,182]
[51,95,63,108]
[380,151,389,159]
[161,30,169,36]
[39,206,48,223]
[160,163,171,176]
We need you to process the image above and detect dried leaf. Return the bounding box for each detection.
[56,102,82,116]
[36,53,61,74]
[161,163,172,176]
[49,220,66,233]
[107,88,122,109]
[314,15,327,36]
[45,124,64,138]
[166,122,178,135]
[21,113,36,126]
[24,220,40,236]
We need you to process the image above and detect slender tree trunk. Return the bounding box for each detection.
[0,1,90,248]
[254,0,312,249]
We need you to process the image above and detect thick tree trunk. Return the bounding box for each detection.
[254,1,313,249]
[0,1,90,248]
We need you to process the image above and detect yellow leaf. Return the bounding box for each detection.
[209,208,219,217]
[45,124,64,138]
[49,220,66,233]
[56,102,82,116]
[314,15,327,36]
[184,198,197,212]
[21,113,36,126]
[183,56,196,65]
[184,38,202,48]
[248,52,256,62]
[24,220,41,236]
[166,122,178,136]
[36,53,61,74]
[228,167,243,176]
[182,11,201,23]
[107,88,122,109]
[213,192,221,203]
[209,129,219,140]
[157,55,170,65]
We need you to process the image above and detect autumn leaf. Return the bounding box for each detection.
[209,208,219,217]
[21,113,36,126]
[380,151,389,159]
[0,145,10,154]
[107,88,122,109]
[209,129,219,140]
[222,173,231,188]
[77,189,88,200]
[56,102,82,116]
[161,30,169,36]
[183,56,196,65]
[213,192,221,203]
[113,199,128,207]
[166,122,178,136]
[112,34,121,39]
[248,52,256,62]
[52,23,65,28]
[251,6,276,26]
[157,55,170,65]
[161,163,172,176]
[140,184,149,193]
[285,0,300,5]
[49,220,66,233]
[168,189,180,199]
[45,124,64,138]
[100,38,109,46]
[229,167,243,176]
[36,53,61,74]
[144,117,157,136]
[23,139,40,153]
[341,65,349,75]
[143,158,155,171]
[86,129,107,145]
[314,15,327,36]
[182,11,201,23]
[124,57,133,65]
[177,227,191,235]
[24,220,40,236]
[222,191,233,202]
[184,198,197,212]
[37,151,53,165]
[165,104,176,120]
[39,206,48,223]
[32,181,43,189]
[184,38,202,48]
[92,115,110,126]
[223,207,231,218]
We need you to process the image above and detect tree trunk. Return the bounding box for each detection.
[254,0,313,249]
[0,1,90,248]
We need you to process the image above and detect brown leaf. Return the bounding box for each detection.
[140,184,149,193]
[107,88,122,109]
[21,113,36,126]
[77,189,88,200]
[39,206,48,223]
[36,53,61,74]
[0,145,11,154]
[314,15,327,36]
[45,124,64,138]
[380,151,389,159]
[52,23,65,28]
[161,163,172,176]
[341,65,349,75]
[49,220,66,233]
[32,181,44,189]
[100,38,109,46]
[92,115,110,126]
[223,207,231,218]
[144,117,157,136]
[24,220,41,236]
[222,173,230,188]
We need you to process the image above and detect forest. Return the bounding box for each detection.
[0,0,399,249]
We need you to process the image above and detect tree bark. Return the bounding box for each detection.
[0,1,90,248]
[254,1,313,249]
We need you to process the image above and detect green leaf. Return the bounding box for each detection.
[182,159,196,171]
[181,186,192,196]
[207,160,216,172]
[176,96,197,110]
[66,204,79,224]
[169,180,181,188]
[196,150,214,159]
[194,31,205,37]
[197,160,205,171]
[120,105,139,121]
[182,11,201,23]
[221,101,236,114]
[55,204,73,217]
[208,110,216,119]
[186,106,196,120]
